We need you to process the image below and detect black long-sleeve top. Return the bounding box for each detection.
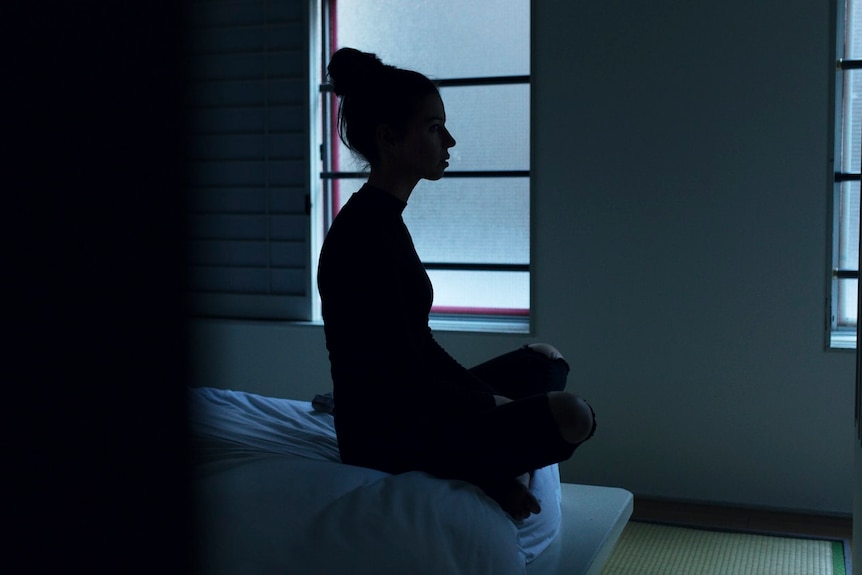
[317,184,496,465]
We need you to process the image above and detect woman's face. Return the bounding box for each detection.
[395,93,457,181]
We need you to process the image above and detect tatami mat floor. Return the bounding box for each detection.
[630,497,852,543]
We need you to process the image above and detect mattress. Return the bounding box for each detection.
[190,386,568,575]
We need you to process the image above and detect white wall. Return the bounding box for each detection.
[191,0,856,515]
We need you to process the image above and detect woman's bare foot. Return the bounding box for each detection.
[485,473,541,521]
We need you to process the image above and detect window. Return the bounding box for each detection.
[184,0,530,329]
[310,0,532,332]
[847,1,862,449]
[831,0,862,348]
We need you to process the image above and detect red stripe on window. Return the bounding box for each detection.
[329,0,342,217]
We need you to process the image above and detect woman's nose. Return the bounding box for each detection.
[444,128,456,148]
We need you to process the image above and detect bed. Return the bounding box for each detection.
[190,386,632,575]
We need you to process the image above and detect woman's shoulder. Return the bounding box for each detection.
[332,187,404,233]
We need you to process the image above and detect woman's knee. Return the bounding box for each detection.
[547,391,594,445]
[527,343,564,360]
[527,343,570,389]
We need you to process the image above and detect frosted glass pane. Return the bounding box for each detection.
[441,85,529,171]
[403,178,529,265]
[328,84,530,173]
[332,177,529,265]
[838,279,858,326]
[333,0,529,78]
[841,69,861,173]
[847,0,861,59]
[839,181,860,270]
[427,270,529,312]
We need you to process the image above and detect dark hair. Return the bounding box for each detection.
[327,48,440,167]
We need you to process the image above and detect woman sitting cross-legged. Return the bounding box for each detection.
[317,47,597,520]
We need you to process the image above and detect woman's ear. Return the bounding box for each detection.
[376,124,399,156]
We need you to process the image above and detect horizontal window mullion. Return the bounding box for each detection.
[436,75,530,87]
[443,170,529,178]
[834,269,859,279]
[423,263,529,272]
[837,58,862,70]
[836,172,862,182]
[319,75,529,93]
[320,170,529,179]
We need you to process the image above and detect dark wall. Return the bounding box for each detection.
[8,3,191,571]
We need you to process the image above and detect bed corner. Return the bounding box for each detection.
[525,483,633,575]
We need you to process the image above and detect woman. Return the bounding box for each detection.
[317,47,596,520]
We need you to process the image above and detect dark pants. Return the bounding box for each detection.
[469,345,570,398]
[408,346,588,487]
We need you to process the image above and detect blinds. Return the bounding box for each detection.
[186,0,311,320]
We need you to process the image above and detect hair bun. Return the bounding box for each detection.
[327,47,386,97]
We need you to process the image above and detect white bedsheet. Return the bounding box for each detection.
[190,387,563,575]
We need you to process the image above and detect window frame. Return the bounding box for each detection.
[309,0,533,333]
[829,0,862,349]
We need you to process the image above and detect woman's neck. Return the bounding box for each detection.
[367,168,419,204]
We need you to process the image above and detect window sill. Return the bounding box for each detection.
[829,331,856,350]
[428,314,530,334]
[282,314,529,335]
